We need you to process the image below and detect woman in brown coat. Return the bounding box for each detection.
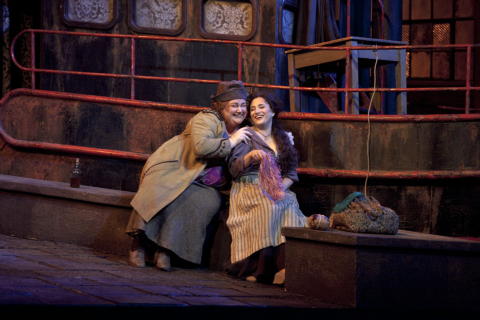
[126,80,251,271]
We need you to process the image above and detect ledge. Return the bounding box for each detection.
[282,227,480,253]
[0,174,134,208]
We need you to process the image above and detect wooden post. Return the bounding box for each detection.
[396,48,407,114]
[287,52,300,112]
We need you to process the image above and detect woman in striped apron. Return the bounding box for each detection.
[226,90,307,285]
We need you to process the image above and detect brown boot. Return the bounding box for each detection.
[154,250,171,271]
[128,238,146,268]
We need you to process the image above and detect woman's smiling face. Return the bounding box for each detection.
[250,97,274,128]
[221,98,247,129]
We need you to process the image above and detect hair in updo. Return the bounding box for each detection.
[246,90,298,175]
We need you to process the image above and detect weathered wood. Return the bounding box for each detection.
[0,174,133,256]
[287,53,300,112]
[1,90,479,237]
[285,37,408,114]
[283,227,480,309]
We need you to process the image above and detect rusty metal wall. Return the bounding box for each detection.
[280,119,480,172]
[0,90,196,190]
[1,91,479,237]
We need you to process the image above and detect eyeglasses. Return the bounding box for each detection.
[228,103,247,109]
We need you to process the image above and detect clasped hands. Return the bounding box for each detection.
[243,150,292,192]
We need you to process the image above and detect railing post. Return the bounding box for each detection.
[30,31,36,89]
[7,29,480,113]
[237,43,243,81]
[130,37,136,100]
[465,45,471,114]
[344,0,351,113]
[345,47,351,113]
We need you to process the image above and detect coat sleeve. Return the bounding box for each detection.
[190,112,232,158]
[284,162,299,182]
[273,128,299,182]
[282,145,299,182]
[227,141,252,179]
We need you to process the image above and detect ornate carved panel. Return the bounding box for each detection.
[128,0,186,35]
[200,0,257,40]
[62,0,118,29]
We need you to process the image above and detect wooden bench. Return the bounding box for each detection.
[0,174,134,256]
[282,227,480,309]
[0,173,231,269]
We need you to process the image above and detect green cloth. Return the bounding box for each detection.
[332,192,364,213]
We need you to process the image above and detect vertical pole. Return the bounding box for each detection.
[30,31,36,89]
[237,44,243,81]
[345,47,351,113]
[346,0,351,37]
[287,53,300,112]
[465,45,471,114]
[130,38,136,100]
[396,48,407,114]
[345,0,351,113]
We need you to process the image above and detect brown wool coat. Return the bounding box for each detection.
[130,110,232,222]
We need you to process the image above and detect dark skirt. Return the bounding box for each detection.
[126,182,222,265]
[226,244,285,284]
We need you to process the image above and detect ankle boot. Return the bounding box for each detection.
[154,250,171,271]
[128,237,146,268]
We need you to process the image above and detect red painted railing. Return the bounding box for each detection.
[10,29,479,113]
[3,28,480,179]
[1,88,480,180]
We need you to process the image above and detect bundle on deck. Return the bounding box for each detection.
[329,192,400,234]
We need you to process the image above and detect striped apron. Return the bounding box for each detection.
[227,176,307,263]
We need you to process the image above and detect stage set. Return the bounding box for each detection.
[0,0,479,312]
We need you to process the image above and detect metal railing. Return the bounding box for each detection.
[1,87,480,180]
[2,29,480,180]
[10,29,479,114]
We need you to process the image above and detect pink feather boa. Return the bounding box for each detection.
[258,152,285,201]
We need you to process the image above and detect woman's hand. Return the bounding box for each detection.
[243,150,268,166]
[229,127,251,148]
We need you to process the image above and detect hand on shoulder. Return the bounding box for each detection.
[229,127,252,148]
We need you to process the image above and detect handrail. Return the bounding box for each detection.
[297,168,480,179]
[4,88,480,122]
[10,29,479,113]
[4,29,480,179]
[0,88,204,161]
[1,88,480,180]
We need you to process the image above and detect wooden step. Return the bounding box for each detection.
[282,227,480,309]
[0,174,134,256]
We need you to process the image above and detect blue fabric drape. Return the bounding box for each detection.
[381,0,403,114]
[292,0,403,114]
[293,0,340,113]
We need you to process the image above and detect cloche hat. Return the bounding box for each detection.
[211,80,248,102]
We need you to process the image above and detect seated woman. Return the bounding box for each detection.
[226,90,307,285]
[126,80,251,271]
